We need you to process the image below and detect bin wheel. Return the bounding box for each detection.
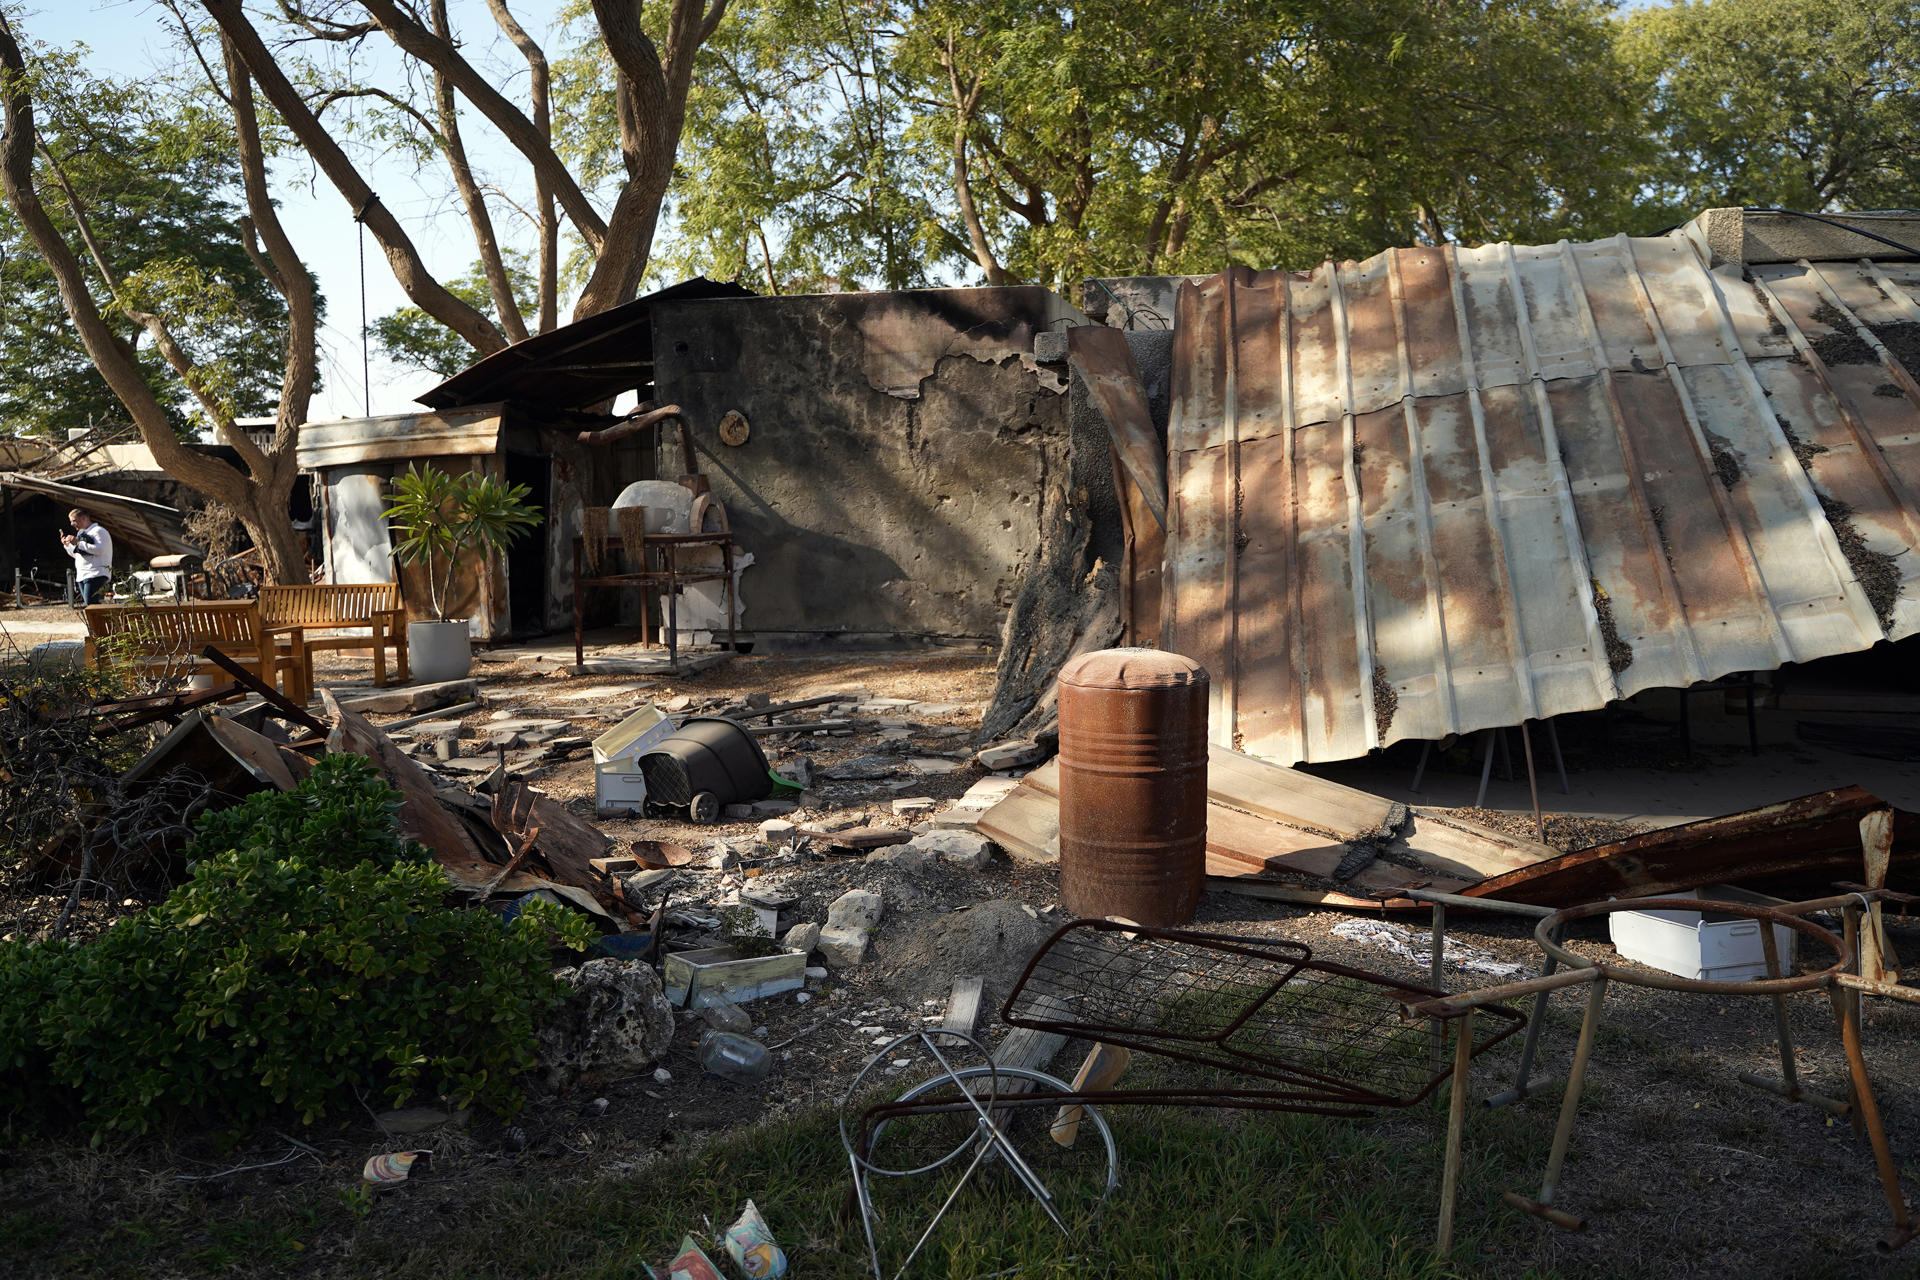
[689,792,721,824]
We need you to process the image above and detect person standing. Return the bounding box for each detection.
[61,507,113,605]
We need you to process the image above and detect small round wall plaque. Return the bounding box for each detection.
[718,410,751,446]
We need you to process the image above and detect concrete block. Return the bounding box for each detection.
[817,926,869,969]
[758,818,800,846]
[826,889,884,931]
[341,678,479,715]
[976,739,1048,770]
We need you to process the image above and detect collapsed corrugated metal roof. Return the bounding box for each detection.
[1146,233,1920,766]
[0,473,194,562]
[417,278,754,411]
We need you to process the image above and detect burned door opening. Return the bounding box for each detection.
[505,449,551,635]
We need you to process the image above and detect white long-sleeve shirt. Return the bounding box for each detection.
[67,524,112,581]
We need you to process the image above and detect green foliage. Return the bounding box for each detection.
[1619,0,1920,223]
[371,255,536,380]
[382,464,543,622]
[0,754,592,1137]
[0,36,319,439]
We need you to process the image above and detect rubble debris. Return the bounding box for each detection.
[976,739,1049,771]
[822,754,900,781]
[535,959,675,1091]
[339,678,479,716]
[780,922,821,957]
[757,818,799,846]
[649,1237,726,1280]
[901,830,995,871]
[697,1029,772,1085]
[663,946,807,1006]
[941,975,986,1035]
[723,1199,788,1279]
[1329,918,1528,979]
[363,1150,431,1188]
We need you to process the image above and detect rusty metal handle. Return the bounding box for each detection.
[1415,966,1602,1018]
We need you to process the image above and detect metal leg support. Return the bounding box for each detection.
[1504,974,1607,1231]
[1436,1009,1476,1258]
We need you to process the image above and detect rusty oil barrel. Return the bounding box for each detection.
[1056,647,1209,926]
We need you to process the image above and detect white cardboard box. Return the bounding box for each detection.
[1609,887,1796,983]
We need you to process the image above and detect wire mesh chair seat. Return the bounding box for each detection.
[842,919,1526,1279]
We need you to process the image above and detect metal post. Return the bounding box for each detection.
[1520,721,1546,845]
[1430,901,1448,1078]
[1503,974,1607,1231]
[1837,987,1914,1247]
[572,540,585,667]
[1436,1008,1476,1258]
[1761,918,1798,1095]
[1485,924,1563,1110]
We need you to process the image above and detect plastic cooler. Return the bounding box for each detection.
[1608,886,1797,983]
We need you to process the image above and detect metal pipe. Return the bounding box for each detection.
[1430,901,1448,1079]
[1436,1008,1476,1258]
[1416,965,1601,1018]
[1370,886,1557,918]
[1837,985,1912,1240]
[1837,971,1920,1003]
[1845,905,1867,1135]
[1520,721,1545,844]
[1736,1070,1849,1116]
[1759,918,1799,1095]
[1513,974,1607,1230]
[1486,925,1564,1110]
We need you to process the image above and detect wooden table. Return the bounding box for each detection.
[571,531,737,667]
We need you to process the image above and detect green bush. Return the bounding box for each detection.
[0,754,592,1136]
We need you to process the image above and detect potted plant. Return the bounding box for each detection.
[382,463,541,682]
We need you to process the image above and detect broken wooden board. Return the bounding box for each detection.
[1401,809,1551,880]
[1463,786,1920,906]
[942,975,987,1036]
[322,689,493,874]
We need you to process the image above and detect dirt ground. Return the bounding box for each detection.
[8,644,1920,1278]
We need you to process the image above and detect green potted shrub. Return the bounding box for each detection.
[382,463,541,681]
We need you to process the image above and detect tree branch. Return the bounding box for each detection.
[431,0,526,342]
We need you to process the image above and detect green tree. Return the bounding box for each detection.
[0,48,316,440]
[372,256,535,379]
[1620,0,1920,224]
[635,0,1646,292]
[0,13,320,582]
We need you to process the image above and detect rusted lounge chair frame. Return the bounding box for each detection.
[1431,890,1920,1255]
[845,920,1526,1276]
[257,583,409,688]
[83,601,311,704]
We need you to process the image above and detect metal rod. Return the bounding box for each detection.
[1520,721,1545,844]
[1837,982,1912,1238]
[1436,1008,1476,1258]
[1522,974,1607,1226]
[1375,886,1557,919]
[1757,917,1799,1094]
[1487,925,1563,1110]
[1416,965,1601,1018]
[1430,901,1447,1079]
[1845,905,1867,1134]
[1736,1070,1849,1116]
[916,1034,1065,1231]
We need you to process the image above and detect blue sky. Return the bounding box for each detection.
[10,0,576,421]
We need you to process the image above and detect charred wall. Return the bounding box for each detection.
[651,287,1081,642]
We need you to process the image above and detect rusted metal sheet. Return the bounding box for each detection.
[1155,235,1920,766]
[1462,787,1919,906]
[1068,326,1165,527]
[0,473,194,563]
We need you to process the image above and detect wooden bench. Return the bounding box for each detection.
[258,583,410,687]
[83,601,312,703]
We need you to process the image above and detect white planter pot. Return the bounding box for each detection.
[407,619,473,683]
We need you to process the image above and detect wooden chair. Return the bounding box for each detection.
[257,583,410,687]
[83,601,312,703]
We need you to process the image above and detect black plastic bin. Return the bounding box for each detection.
[640,717,773,823]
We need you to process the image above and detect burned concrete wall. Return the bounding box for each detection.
[651,287,1082,642]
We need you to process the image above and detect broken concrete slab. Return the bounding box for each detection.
[339,679,479,716]
[893,797,936,816]
[908,757,963,775]
[781,922,821,956]
[907,830,994,871]
[758,818,799,846]
[976,739,1048,771]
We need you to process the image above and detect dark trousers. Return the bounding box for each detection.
[77,576,108,605]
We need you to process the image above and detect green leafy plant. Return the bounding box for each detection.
[0,754,592,1136]
[382,464,542,622]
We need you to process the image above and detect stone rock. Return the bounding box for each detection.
[817,926,870,969]
[536,959,675,1090]
[752,799,799,816]
[976,739,1049,771]
[869,844,935,872]
[722,803,755,821]
[805,966,829,979]
[907,757,962,775]
[827,888,884,932]
[758,818,800,846]
[824,755,899,781]
[907,830,994,872]
[892,797,936,816]
[782,922,822,956]
[375,1106,469,1135]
